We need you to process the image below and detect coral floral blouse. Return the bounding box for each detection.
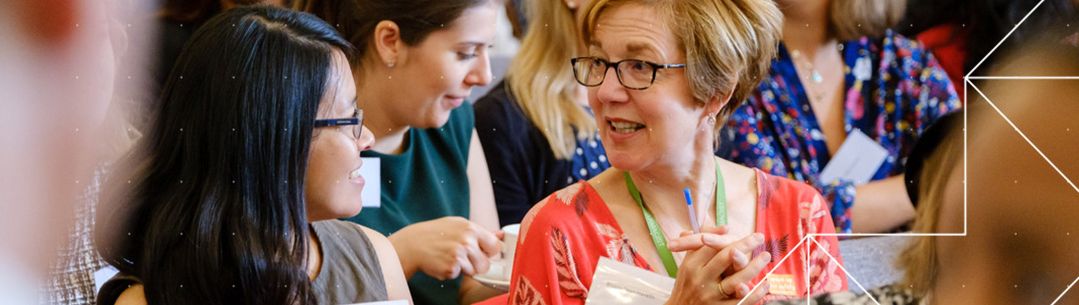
[495,169,847,305]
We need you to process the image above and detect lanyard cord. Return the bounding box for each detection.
[623,163,727,277]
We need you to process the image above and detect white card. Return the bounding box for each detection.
[94,265,119,294]
[818,129,888,185]
[360,157,381,208]
[585,257,675,305]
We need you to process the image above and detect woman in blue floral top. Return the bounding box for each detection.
[718,0,960,234]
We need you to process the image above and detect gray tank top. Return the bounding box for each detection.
[94,220,386,303]
[311,220,389,304]
[97,220,388,305]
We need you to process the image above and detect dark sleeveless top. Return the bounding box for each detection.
[97,220,388,305]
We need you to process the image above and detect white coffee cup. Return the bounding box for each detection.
[501,224,521,278]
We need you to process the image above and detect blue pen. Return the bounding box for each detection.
[683,188,701,234]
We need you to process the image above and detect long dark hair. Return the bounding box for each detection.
[96,6,353,305]
[295,0,494,59]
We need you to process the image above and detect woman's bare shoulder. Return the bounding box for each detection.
[114,284,146,305]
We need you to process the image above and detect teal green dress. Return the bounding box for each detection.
[349,103,474,305]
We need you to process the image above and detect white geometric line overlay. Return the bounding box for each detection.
[810,237,882,305]
[737,236,809,305]
[967,76,1079,80]
[735,235,882,305]
[962,0,1079,303]
[1050,275,1079,305]
[967,81,1079,195]
[731,0,1079,303]
[963,0,1047,78]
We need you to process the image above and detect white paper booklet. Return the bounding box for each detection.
[585,257,675,305]
[818,129,888,185]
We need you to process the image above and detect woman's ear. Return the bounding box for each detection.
[373,20,403,68]
[704,90,732,123]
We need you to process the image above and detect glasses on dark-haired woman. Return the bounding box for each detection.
[314,109,364,138]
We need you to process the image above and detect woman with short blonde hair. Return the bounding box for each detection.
[506,0,848,303]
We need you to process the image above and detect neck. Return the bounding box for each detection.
[356,66,410,154]
[627,135,718,226]
[780,0,832,57]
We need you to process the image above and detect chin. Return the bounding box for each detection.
[605,151,651,172]
[428,113,453,129]
[333,203,364,219]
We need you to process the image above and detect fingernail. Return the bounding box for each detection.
[762,251,772,263]
[754,233,765,243]
[738,284,750,296]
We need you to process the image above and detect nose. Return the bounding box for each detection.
[464,50,493,88]
[595,65,629,105]
[356,125,375,151]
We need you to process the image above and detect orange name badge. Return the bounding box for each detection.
[766,274,799,297]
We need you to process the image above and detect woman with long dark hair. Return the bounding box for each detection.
[94,6,409,305]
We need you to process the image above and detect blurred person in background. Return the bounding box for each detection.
[503,0,526,40]
[474,0,610,227]
[929,35,1079,305]
[718,0,961,234]
[0,0,142,304]
[769,33,1079,305]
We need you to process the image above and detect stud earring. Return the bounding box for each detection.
[707,116,717,125]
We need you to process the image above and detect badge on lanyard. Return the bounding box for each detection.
[766,274,800,297]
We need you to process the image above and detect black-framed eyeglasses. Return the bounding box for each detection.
[570,56,686,90]
[314,109,364,139]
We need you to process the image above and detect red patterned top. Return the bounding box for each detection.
[504,170,847,305]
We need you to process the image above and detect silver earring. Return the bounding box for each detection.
[707,116,717,125]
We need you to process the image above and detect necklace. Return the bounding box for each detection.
[790,42,844,105]
[791,49,824,84]
[623,163,727,278]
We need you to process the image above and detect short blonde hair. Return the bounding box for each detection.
[582,0,783,125]
[830,0,907,41]
[505,0,596,160]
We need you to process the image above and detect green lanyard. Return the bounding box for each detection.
[623,163,726,278]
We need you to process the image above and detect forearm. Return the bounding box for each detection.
[459,277,501,304]
[388,233,420,279]
[850,175,915,233]
[467,131,500,231]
